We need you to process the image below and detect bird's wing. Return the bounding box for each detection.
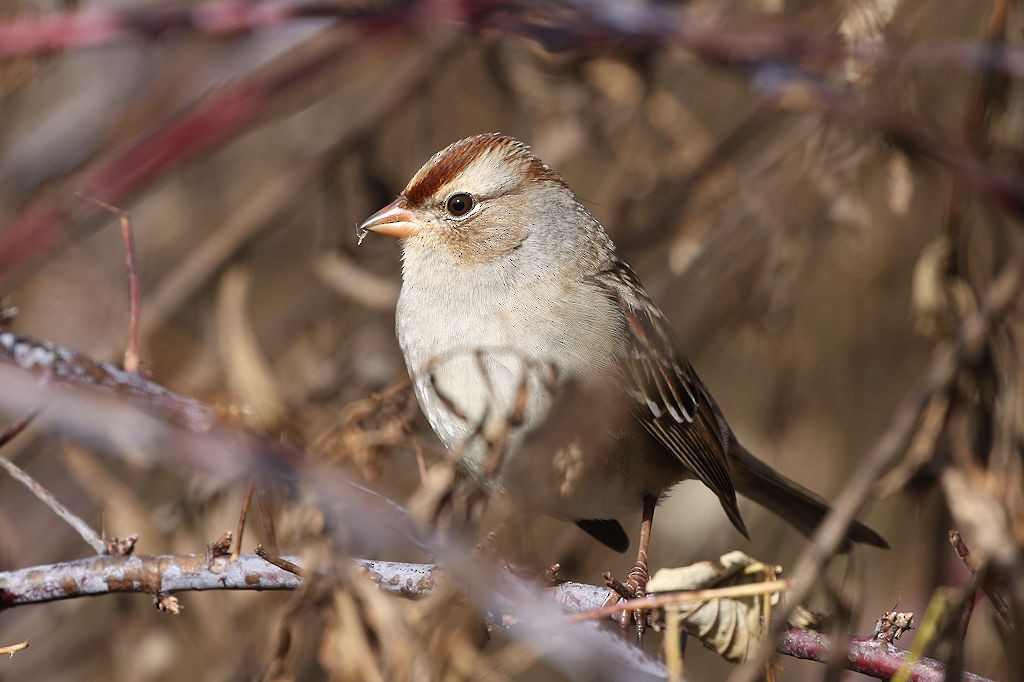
[593,260,748,537]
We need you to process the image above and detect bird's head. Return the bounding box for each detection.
[358,133,607,271]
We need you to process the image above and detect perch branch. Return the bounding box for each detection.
[0,554,993,681]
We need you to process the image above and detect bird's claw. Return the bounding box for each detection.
[602,566,651,640]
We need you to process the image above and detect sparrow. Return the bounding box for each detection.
[358,133,886,596]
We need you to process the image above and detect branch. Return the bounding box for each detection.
[0,448,107,555]
[0,333,423,557]
[0,0,391,57]
[0,13,406,281]
[776,629,992,682]
[0,640,29,658]
[0,553,994,681]
[0,332,1003,681]
[0,553,302,607]
[0,331,216,432]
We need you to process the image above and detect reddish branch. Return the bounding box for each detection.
[0,0,389,57]
[0,16,403,280]
[776,629,992,682]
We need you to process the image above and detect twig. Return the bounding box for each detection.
[568,579,790,624]
[74,194,141,373]
[892,591,948,682]
[0,640,29,658]
[0,448,107,555]
[232,481,256,561]
[0,409,38,449]
[255,543,304,577]
[949,530,1015,627]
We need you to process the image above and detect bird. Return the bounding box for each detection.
[357,132,887,599]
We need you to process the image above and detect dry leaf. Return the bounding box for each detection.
[647,551,783,663]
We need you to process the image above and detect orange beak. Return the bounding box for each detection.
[357,196,419,243]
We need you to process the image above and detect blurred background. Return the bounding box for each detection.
[1,0,1021,680]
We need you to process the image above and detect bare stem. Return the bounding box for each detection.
[74,194,141,373]
[0,450,106,555]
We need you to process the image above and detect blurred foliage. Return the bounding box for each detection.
[1,0,1022,680]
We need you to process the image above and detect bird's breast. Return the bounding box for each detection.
[393,273,671,515]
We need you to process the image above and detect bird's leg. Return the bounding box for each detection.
[604,495,658,637]
[627,494,656,592]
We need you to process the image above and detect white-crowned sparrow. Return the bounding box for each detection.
[358,133,886,593]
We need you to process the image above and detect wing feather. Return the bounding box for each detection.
[594,260,748,537]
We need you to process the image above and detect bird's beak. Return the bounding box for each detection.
[356,196,419,243]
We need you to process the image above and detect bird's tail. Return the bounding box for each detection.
[729,442,888,551]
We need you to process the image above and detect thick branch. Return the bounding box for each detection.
[0,553,301,607]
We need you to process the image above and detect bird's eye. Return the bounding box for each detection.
[445,192,475,217]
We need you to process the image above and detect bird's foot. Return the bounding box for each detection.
[601,561,651,640]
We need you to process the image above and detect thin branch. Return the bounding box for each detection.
[0,449,106,555]
[566,579,790,624]
[74,194,141,373]
[0,409,37,449]
[0,640,29,658]
[949,530,1014,628]
[0,331,216,432]
[255,543,304,577]
[232,481,255,561]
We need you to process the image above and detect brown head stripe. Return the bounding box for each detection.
[403,133,564,206]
